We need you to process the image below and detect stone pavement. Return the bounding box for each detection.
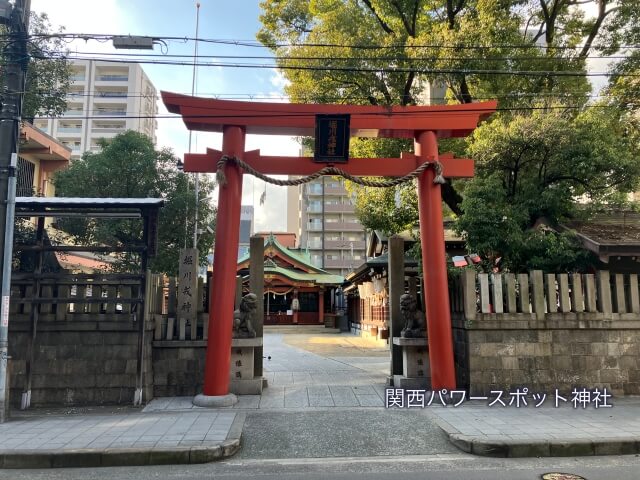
[0,410,243,468]
[427,396,640,457]
[145,327,391,411]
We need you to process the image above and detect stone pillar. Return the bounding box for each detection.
[388,235,405,378]
[249,235,264,377]
[415,130,456,390]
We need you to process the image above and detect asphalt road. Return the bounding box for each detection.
[1,453,639,479]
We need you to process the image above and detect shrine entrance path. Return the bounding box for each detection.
[237,327,456,459]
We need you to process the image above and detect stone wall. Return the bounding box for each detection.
[452,316,640,396]
[450,270,640,396]
[8,320,153,407]
[152,341,206,397]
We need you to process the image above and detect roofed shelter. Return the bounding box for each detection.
[237,234,343,326]
[163,92,496,404]
[12,197,163,408]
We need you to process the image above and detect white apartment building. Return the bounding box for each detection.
[288,177,366,277]
[34,60,158,159]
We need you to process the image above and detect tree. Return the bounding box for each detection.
[53,131,216,275]
[0,12,72,121]
[259,0,640,271]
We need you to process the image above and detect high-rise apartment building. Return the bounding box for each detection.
[238,205,255,258]
[34,60,158,159]
[288,177,366,277]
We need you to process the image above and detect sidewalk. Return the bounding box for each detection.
[0,410,243,468]
[427,396,640,457]
[2,329,639,468]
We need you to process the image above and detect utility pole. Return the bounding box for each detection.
[0,0,31,423]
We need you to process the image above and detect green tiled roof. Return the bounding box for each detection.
[237,234,325,273]
[265,266,344,285]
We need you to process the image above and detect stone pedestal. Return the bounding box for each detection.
[230,337,264,395]
[392,337,430,389]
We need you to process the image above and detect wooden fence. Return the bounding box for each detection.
[449,269,640,320]
[10,273,145,321]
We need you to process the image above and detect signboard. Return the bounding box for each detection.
[1,295,9,327]
[314,114,350,163]
[178,248,199,323]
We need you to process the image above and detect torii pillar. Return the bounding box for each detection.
[163,92,496,404]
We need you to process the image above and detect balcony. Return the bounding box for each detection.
[70,75,86,82]
[94,110,126,116]
[91,127,125,135]
[307,205,322,213]
[323,258,355,268]
[95,75,129,82]
[324,222,363,231]
[56,127,82,137]
[324,240,365,249]
[63,110,84,117]
[324,203,355,213]
[308,223,323,231]
[325,186,347,195]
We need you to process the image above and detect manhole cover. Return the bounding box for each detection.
[542,474,587,480]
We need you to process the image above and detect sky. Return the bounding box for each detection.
[30,0,297,232]
[29,1,612,233]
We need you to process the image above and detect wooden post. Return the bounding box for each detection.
[201,125,244,400]
[388,235,405,378]
[415,130,456,389]
[462,269,477,321]
[249,236,264,376]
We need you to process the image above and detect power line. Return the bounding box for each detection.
[12,33,640,50]
[34,103,639,122]
[26,54,638,77]
[33,50,631,62]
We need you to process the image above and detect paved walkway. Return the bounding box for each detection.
[427,397,640,457]
[0,410,242,468]
[145,327,391,411]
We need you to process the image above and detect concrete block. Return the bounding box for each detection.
[229,378,263,395]
[594,439,639,456]
[1,452,53,468]
[549,440,594,457]
[51,450,102,468]
[507,441,550,458]
[189,445,223,463]
[148,447,191,465]
[101,448,150,467]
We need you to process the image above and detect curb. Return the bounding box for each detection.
[445,431,640,458]
[0,439,241,469]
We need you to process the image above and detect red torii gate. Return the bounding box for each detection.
[163,92,496,405]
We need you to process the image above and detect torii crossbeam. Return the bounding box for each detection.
[163,92,496,404]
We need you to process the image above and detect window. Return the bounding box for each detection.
[17,158,35,196]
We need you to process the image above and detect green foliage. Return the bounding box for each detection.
[53,131,216,275]
[0,12,72,120]
[259,0,640,272]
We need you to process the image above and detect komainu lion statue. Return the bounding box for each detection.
[233,293,257,338]
[400,293,426,338]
